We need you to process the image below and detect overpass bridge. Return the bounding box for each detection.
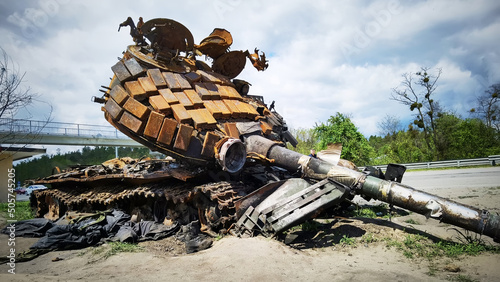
[0,118,147,202]
[0,118,143,147]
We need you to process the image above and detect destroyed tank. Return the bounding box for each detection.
[31,18,500,242]
[31,17,297,235]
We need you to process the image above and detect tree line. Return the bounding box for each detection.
[290,111,499,167]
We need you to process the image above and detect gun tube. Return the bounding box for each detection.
[245,135,500,242]
[361,176,500,242]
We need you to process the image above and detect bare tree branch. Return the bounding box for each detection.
[0,47,52,161]
[472,83,500,131]
[377,114,403,136]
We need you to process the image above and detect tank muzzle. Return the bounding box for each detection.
[217,138,246,174]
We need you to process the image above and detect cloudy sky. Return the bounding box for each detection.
[1,0,499,153]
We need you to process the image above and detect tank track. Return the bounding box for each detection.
[32,178,253,234]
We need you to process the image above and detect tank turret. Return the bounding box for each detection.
[94,18,290,174]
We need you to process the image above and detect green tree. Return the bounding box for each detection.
[433,113,461,159]
[370,130,430,165]
[391,67,443,159]
[436,115,500,159]
[288,127,317,155]
[313,113,374,165]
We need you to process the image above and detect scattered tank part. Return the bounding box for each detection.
[29,17,500,246]
[235,178,350,236]
[195,28,233,60]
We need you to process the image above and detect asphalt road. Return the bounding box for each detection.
[401,166,500,191]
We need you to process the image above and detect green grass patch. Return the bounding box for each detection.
[354,207,378,218]
[360,233,377,244]
[426,264,438,276]
[84,242,144,263]
[348,204,395,219]
[106,242,144,258]
[0,201,35,221]
[457,195,479,199]
[384,237,403,249]
[404,218,421,225]
[435,240,494,258]
[447,274,479,282]
[338,234,356,246]
[384,234,499,260]
[91,245,106,256]
[486,187,500,195]
[90,242,144,260]
[285,220,321,234]
[301,220,320,232]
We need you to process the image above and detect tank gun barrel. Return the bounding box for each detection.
[244,135,500,241]
[361,176,500,241]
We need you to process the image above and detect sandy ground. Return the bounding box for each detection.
[1,169,500,282]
